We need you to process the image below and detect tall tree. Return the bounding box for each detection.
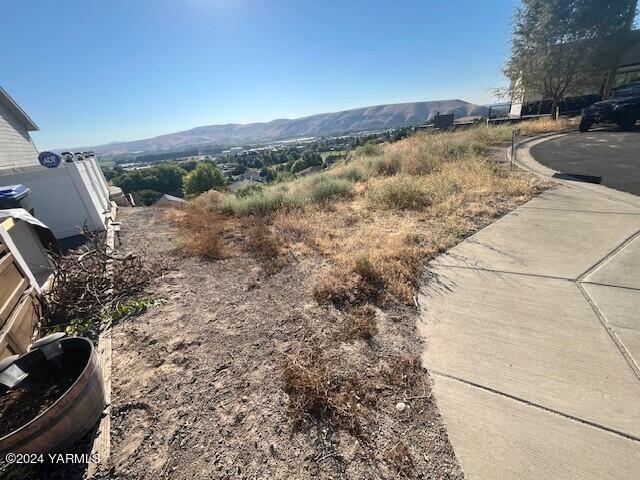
[504,0,638,116]
[183,162,226,196]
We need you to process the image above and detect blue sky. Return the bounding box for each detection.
[1,0,520,149]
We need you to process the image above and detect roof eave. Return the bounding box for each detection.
[0,86,39,132]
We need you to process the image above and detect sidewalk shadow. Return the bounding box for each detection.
[553,173,602,184]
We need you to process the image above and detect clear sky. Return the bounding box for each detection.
[1,0,520,150]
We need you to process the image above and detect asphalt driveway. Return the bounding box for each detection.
[529,128,640,196]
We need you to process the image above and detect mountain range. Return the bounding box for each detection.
[77,99,488,156]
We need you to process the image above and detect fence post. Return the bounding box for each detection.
[511,128,520,170]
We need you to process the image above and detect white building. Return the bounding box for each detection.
[0,87,111,239]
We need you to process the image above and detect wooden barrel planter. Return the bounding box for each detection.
[0,336,105,454]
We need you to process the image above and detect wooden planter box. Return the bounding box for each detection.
[0,240,40,359]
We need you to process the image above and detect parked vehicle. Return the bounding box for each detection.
[579,83,640,132]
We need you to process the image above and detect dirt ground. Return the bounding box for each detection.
[99,207,463,479]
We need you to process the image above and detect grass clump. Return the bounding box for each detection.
[364,152,402,176]
[171,205,229,258]
[220,173,353,216]
[332,164,368,182]
[366,175,432,210]
[355,141,382,157]
[341,304,377,341]
[220,187,290,216]
[189,189,223,211]
[235,182,264,197]
[282,342,376,435]
[307,174,353,203]
[243,220,286,274]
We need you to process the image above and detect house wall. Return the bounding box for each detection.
[78,159,110,212]
[87,157,110,200]
[0,101,39,170]
[0,163,107,239]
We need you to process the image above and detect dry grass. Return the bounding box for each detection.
[175,119,560,310]
[340,304,378,341]
[282,342,377,435]
[520,116,572,135]
[167,205,229,259]
[387,442,416,477]
[177,116,558,305]
[242,220,287,274]
[379,354,424,393]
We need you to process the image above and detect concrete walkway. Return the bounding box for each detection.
[419,135,640,480]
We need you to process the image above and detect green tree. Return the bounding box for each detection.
[302,150,322,167]
[504,0,637,115]
[290,159,306,174]
[260,166,275,182]
[133,189,162,206]
[180,160,199,172]
[183,162,226,196]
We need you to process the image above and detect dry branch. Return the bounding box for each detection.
[44,226,153,333]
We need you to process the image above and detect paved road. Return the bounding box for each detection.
[529,128,640,196]
[419,140,640,479]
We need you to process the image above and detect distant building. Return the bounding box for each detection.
[153,194,187,208]
[242,170,262,182]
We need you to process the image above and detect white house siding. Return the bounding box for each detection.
[0,163,106,239]
[75,160,107,216]
[86,157,111,205]
[0,101,39,169]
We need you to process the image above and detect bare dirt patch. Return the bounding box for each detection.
[102,207,463,479]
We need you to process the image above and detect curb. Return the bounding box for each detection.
[510,132,640,209]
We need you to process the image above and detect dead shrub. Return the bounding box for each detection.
[379,354,424,393]
[314,259,386,308]
[387,442,415,477]
[243,220,287,274]
[282,343,376,435]
[171,206,228,259]
[341,304,377,341]
[191,189,224,211]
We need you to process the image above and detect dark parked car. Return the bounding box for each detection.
[579,83,640,132]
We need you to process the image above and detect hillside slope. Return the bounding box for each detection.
[79,99,487,156]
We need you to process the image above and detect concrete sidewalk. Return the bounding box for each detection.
[419,136,640,480]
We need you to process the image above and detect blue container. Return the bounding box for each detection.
[0,184,33,214]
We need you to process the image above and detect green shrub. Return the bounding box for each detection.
[235,183,264,197]
[307,175,353,203]
[367,176,431,210]
[365,152,402,176]
[333,165,367,182]
[356,141,382,157]
[220,189,288,216]
[133,189,162,206]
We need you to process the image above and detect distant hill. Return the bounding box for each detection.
[76,99,488,156]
